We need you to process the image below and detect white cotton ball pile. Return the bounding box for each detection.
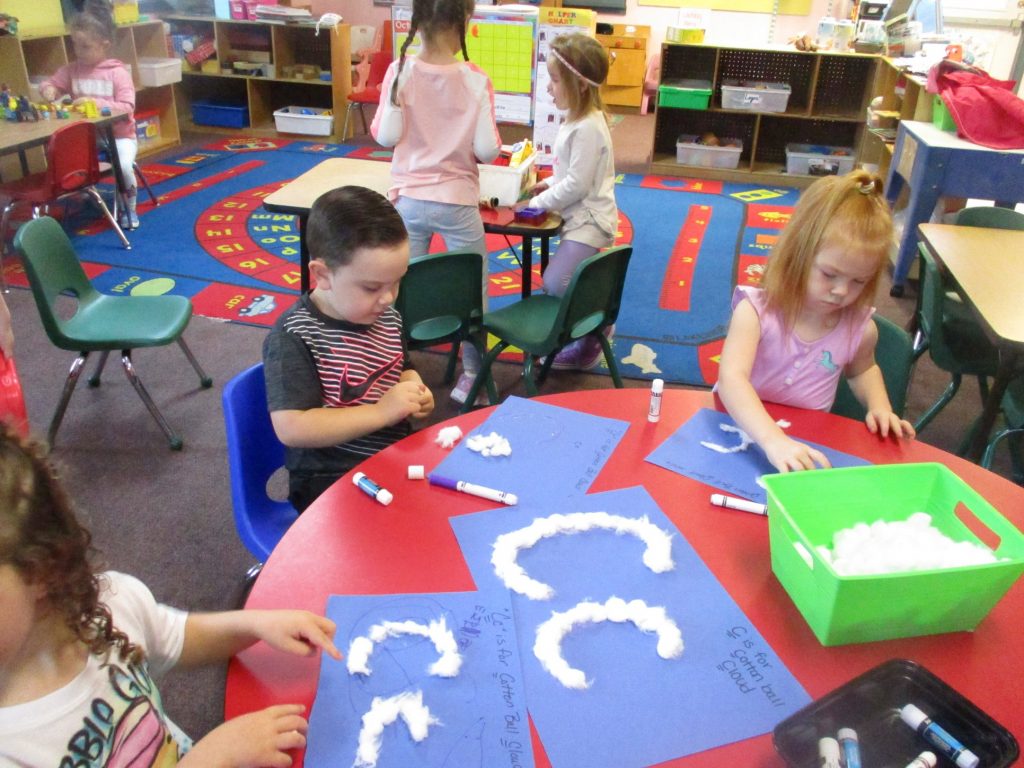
[434,425,463,449]
[818,512,1003,576]
[466,431,512,457]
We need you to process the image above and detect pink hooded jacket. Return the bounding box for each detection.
[42,58,137,139]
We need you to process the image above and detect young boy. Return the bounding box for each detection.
[263,186,434,512]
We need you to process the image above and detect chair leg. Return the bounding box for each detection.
[48,353,90,448]
[135,162,158,207]
[177,337,214,388]
[597,331,623,388]
[913,375,962,433]
[119,349,184,450]
[342,104,355,140]
[359,104,369,134]
[87,351,111,387]
[461,342,506,415]
[84,187,131,250]
[443,341,459,384]
[522,355,540,397]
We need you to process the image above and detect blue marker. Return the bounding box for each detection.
[900,704,979,768]
[837,728,861,768]
[352,471,393,506]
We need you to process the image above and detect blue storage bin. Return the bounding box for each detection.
[191,100,249,128]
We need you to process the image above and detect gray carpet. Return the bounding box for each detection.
[3,113,1012,741]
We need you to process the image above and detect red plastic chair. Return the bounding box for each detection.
[0,121,130,288]
[343,50,392,139]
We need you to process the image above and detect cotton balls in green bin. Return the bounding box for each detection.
[816,512,1005,576]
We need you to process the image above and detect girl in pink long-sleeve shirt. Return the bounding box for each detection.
[41,0,140,230]
[372,0,501,406]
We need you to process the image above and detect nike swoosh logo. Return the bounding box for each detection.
[338,353,403,404]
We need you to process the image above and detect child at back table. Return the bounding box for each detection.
[716,170,915,473]
[40,0,141,230]
[0,425,342,766]
[372,0,502,406]
[517,33,618,371]
[263,186,434,513]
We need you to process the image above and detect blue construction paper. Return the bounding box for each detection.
[306,591,533,768]
[645,408,870,503]
[450,486,811,768]
[430,396,630,506]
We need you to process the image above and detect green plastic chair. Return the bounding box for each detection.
[911,242,1000,435]
[14,216,212,450]
[831,315,914,421]
[460,245,633,413]
[394,249,497,404]
[982,376,1024,483]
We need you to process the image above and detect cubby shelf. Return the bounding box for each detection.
[649,43,879,188]
[164,16,351,139]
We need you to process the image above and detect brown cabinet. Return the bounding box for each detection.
[596,24,649,111]
[649,42,878,187]
[165,16,351,139]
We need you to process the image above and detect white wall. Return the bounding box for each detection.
[314,0,1020,85]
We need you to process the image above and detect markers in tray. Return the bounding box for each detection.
[773,659,1018,768]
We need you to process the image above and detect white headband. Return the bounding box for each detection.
[550,47,600,88]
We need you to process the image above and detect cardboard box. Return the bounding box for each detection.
[137,57,182,87]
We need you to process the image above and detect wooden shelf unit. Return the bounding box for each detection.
[861,57,933,180]
[164,16,351,139]
[649,43,878,188]
[0,20,180,180]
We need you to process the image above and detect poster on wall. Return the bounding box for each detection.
[533,6,597,166]
[638,0,811,13]
[392,5,538,125]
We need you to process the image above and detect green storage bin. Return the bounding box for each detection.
[764,463,1024,646]
[658,78,712,110]
[932,94,957,132]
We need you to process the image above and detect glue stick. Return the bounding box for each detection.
[648,378,664,422]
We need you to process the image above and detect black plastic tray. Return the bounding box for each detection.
[773,659,1018,768]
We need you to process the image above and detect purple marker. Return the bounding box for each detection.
[429,474,518,505]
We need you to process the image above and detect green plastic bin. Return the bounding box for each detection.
[764,463,1024,646]
[932,94,957,132]
[658,79,712,110]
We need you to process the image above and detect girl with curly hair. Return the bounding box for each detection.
[0,425,342,766]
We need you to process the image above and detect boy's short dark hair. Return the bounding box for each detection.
[306,186,408,270]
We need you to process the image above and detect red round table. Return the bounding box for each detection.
[225,389,1024,766]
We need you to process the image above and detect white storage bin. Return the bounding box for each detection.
[273,106,334,136]
[676,134,742,169]
[478,154,537,206]
[785,143,856,176]
[137,57,183,87]
[720,79,791,113]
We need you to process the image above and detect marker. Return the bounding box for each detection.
[352,471,393,506]
[837,728,861,768]
[818,737,841,768]
[905,752,938,768]
[648,378,664,422]
[900,704,979,768]
[710,493,767,516]
[429,474,518,506]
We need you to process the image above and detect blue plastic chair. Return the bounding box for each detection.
[222,362,297,582]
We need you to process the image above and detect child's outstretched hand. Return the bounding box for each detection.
[865,409,916,440]
[252,610,342,660]
[183,704,308,768]
[763,434,831,473]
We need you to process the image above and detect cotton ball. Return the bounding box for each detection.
[435,425,463,449]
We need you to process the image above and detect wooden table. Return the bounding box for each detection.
[224,388,1024,767]
[262,156,562,297]
[918,223,1024,461]
[885,121,1024,296]
[0,110,131,192]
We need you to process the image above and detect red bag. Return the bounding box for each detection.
[0,351,29,436]
[929,60,1024,149]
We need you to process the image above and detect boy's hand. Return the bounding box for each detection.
[378,380,428,423]
[183,705,308,768]
[254,610,341,660]
[411,382,434,420]
[865,409,916,440]
[763,434,831,473]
